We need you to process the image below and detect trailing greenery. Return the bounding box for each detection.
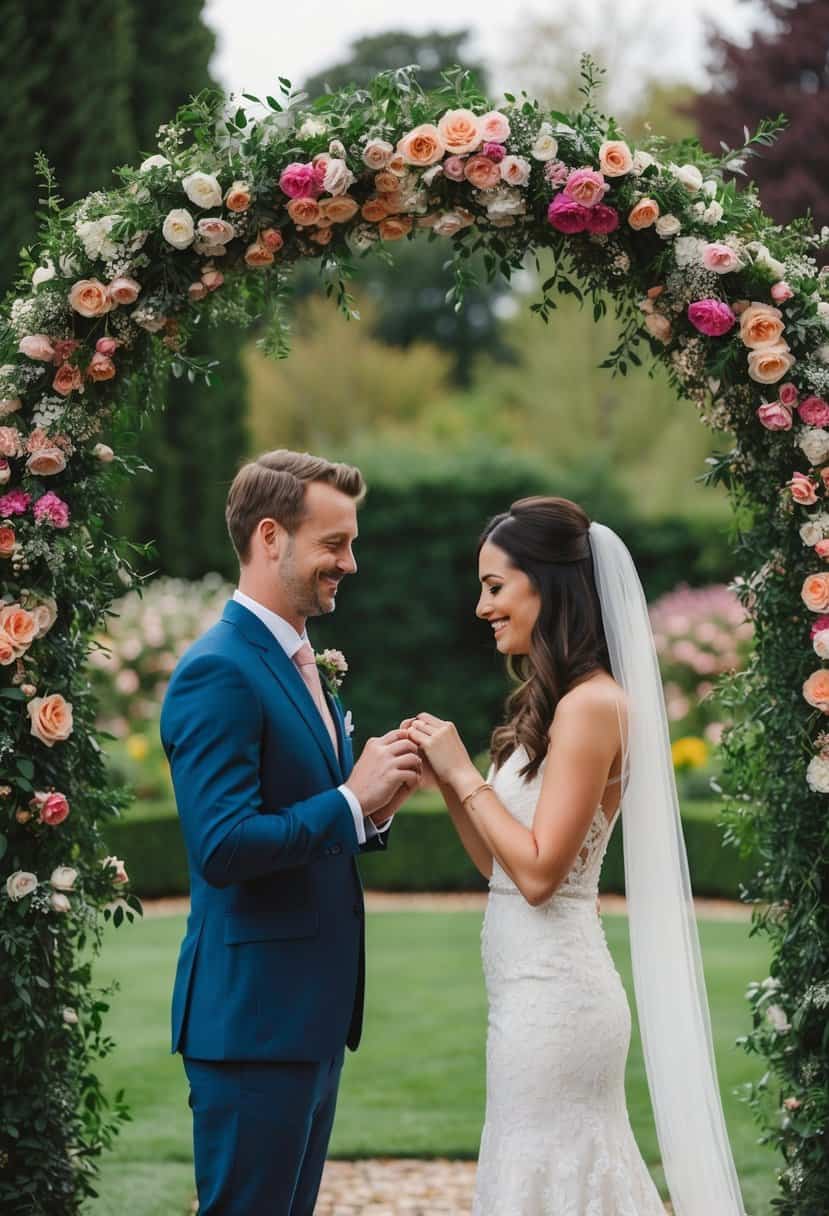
[1,58,828,1210]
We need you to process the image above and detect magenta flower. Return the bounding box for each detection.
[33,491,70,529]
[756,402,792,431]
[547,194,590,234]
[688,299,737,337]
[0,490,32,516]
[482,142,505,163]
[586,204,620,235]
[278,162,321,200]
[798,396,829,427]
[811,614,829,640]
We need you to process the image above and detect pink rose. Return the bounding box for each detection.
[28,692,73,747]
[482,142,505,163]
[195,218,235,246]
[362,140,393,170]
[464,155,502,190]
[279,162,321,199]
[52,339,80,364]
[32,791,70,827]
[108,276,141,306]
[809,614,829,639]
[0,427,22,458]
[201,268,224,292]
[688,299,737,337]
[563,168,609,208]
[0,489,30,515]
[789,471,818,505]
[798,396,829,427]
[68,278,112,317]
[499,155,531,187]
[19,334,56,362]
[547,194,590,233]
[816,539,829,559]
[86,353,116,383]
[779,383,799,407]
[53,363,83,396]
[756,402,792,431]
[96,337,120,357]
[771,281,794,304]
[479,111,511,143]
[544,160,569,188]
[701,243,742,274]
[585,204,619,235]
[443,156,467,181]
[33,491,70,528]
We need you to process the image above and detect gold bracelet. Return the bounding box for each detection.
[460,781,494,810]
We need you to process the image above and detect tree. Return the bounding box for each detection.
[303,28,485,97]
[693,0,829,231]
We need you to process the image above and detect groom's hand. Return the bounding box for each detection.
[345,729,422,816]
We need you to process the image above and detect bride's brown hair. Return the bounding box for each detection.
[480,496,610,780]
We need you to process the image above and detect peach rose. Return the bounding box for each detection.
[789,471,818,505]
[108,276,141,306]
[362,139,394,170]
[740,302,786,350]
[437,109,482,156]
[225,181,252,212]
[287,197,321,227]
[748,344,795,385]
[387,152,406,175]
[0,605,37,655]
[599,140,634,177]
[68,279,112,318]
[479,111,510,143]
[53,363,83,397]
[397,124,445,166]
[19,334,56,362]
[259,228,284,252]
[309,227,333,246]
[188,281,208,301]
[379,191,404,215]
[378,216,413,242]
[464,154,502,190]
[85,353,116,384]
[201,268,224,292]
[93,443,114,463]
[32,791,70,827]
[196,218,235,246]
[361,198,389,223]
[320,197,359,224]
[803,669,829,713]
[244,242,274,267]
[0,525,16,557]
[28,693,74,747]
[500,155,531,187]
[0,628,15,665]
[29,444,67,476]
[802,572,829,612]
[0,427,22,457]
[628,197,660,229]
[374,171,400,194]
[644,312,672,343]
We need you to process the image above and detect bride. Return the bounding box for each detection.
[406,496,745,1215]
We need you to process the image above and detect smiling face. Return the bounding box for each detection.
[278,480,358,620]
[476,539,542,655]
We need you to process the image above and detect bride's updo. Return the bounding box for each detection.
[479,496,610,779]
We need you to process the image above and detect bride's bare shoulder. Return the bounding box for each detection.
[551,673,628,734]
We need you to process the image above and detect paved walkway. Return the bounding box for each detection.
[314,1159,477,1214]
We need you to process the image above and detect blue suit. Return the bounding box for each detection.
[160,598,387,1213]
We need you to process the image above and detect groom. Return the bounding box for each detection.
[160,450,422,1214]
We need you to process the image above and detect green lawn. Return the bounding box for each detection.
[89,910,777,1216]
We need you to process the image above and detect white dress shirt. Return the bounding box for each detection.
[232,589,385,845]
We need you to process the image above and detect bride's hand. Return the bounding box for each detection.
[406,712,474,787]
[400,718,439,789]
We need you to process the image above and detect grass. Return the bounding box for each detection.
[89,910,777,1216]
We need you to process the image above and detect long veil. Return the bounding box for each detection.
[588,521,745,1216]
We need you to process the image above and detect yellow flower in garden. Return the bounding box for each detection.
[671,736,709,771]
[126,734,149,761]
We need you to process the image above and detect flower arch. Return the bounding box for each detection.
[2,60,828,1212]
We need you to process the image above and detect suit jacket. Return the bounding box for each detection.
[159,597,387,1061]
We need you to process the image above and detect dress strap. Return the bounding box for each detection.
[607,695,629,793]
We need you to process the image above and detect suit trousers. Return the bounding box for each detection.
[184,1051,344,1215]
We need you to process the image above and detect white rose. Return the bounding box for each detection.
[181,172,222,209]
[630,150,656,176]
[670,162,703,193]
[807,752,829,792]
[817,301,829,325]
[433,211,468,237]
[362,139,393,170]
[801,520,824,546]
[674,236,705,268]
[798,427,829,465]
[703,201,724,225]
[485,186,526,221]
[691,201,706,218]
[299,116,328,138]
[50,891,71,914]
[500,155,531,187]
[750,243,786,281]
[655,214,681,239]
[76,216,120,261]
[818,344,829,365]
[32,261,56,289]
[30,596,58,637]
[140,154,171,172]
[50,866,78,892]
[766,1004,790,1033]
[421,164,443,187]
[531,125,558,162]
[62,1007,79,1025]
[162,209,195,249]
[93,443,115,463]
[814,630,829,661]
[322,158,355,197]
[6,871,37,901]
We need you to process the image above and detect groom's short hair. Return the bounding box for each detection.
[226,449,366,562]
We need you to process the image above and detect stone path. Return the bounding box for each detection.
[314,1159,477,1214]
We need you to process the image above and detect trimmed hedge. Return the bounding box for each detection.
[108,799,758,901]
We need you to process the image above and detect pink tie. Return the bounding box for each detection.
[293,642,339,755]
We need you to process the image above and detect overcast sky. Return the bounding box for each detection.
[204,0,768,106]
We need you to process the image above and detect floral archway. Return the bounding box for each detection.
[1,59,827,1213]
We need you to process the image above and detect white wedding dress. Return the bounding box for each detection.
[473,745,666,1216]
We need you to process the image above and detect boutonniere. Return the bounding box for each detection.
[315,648,348,697]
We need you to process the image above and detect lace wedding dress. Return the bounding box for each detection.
[473,745,665,1216]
